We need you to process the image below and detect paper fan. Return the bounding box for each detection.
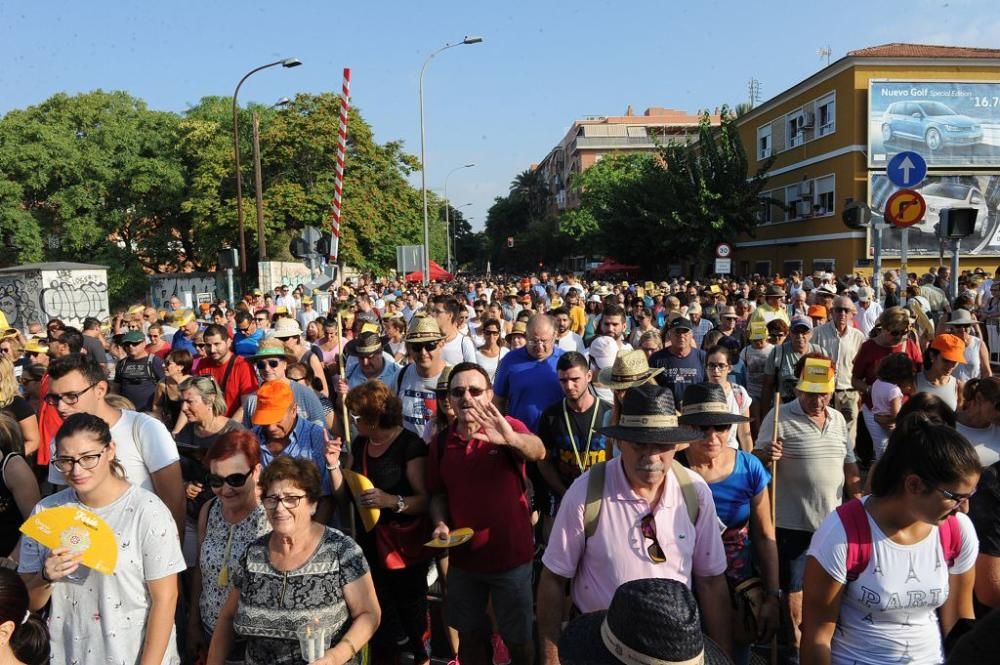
[424,527,474,549]
[342,469,380,532]
[21,505,118,575]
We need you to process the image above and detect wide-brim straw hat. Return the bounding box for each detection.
[597,384,700,444]
[597,349,664,391]
[272,318,304,339]
[506,321,527,339]
[405,314,446,343]
[346,331,383,356]
[678,383,749,426]
[249,339,296,363]
[559,578,732,665]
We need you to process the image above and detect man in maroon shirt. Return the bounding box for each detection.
[427,362,546,665]
[195,323,258,419]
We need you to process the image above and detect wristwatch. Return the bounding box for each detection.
[395,495,407,513]
[326,461,340,471]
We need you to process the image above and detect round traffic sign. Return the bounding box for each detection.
[884,189,926,229]
[715,243,732,258]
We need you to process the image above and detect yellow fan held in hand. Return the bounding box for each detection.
[342,469,380,532]
[21,505,118,575]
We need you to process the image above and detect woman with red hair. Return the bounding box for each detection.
[186,430,271,664]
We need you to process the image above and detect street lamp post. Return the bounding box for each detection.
[444,163,475,274]
[232,58,301,273]
[252,98,291,262]
[419,36,482,285]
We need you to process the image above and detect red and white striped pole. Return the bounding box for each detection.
[329,67,350,265]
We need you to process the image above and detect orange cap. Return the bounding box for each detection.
[808,305,828,319]
[930,333,966,364]
[252,381,295,425]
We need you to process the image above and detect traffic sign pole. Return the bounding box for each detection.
[900,228,908,277]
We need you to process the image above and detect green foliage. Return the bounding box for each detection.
[0,89,435,303]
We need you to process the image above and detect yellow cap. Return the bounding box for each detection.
[796,358,835,393]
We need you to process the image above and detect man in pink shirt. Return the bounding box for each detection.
[536,383,732,664]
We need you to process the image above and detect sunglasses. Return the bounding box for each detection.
[408,341,439,354]
[206,470,253,489]
[122,341,142,348]
[449,386,487,398]
[698,424,733,433]
[887,328,910,338]
[255,359,282,370]
[640,514,666,563]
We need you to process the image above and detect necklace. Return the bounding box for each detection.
[563,398,600,472]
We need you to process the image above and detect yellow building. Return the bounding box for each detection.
[735,43,1000,277]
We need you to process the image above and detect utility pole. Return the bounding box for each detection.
[747,79,761,109]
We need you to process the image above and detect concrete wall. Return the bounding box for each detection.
[148,273,221,309]
[0,268,109,329]
[258,261,314,294]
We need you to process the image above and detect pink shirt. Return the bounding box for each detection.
[542,457,727,613]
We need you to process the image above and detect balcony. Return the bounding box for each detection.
[572,135,694,151]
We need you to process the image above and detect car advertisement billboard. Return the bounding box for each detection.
[869,80,1000,168]
[868,173,1000,256]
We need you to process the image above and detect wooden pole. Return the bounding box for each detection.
[337,310,351,447]
[770,395,781,665]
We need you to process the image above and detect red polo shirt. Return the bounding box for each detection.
[427,416,534,573]
[196,353,258,417]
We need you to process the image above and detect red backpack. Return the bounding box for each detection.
[836,498,961,582]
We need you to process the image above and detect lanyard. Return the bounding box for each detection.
[562,398,600,472]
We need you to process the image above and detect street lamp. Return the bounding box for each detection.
[252,97,293,262]
[419,36,483,285]
[232,58,301,273]
[444,163,475,274]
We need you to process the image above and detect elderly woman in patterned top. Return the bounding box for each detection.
[207,456,380,665]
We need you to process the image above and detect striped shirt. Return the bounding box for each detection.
[755,399,856,532]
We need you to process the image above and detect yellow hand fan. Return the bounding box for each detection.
[21,505,118,575]
[342,469,380,532]
[424,527,474,549]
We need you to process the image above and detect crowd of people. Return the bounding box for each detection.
[0,266,998,664]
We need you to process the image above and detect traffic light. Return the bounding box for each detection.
[315,232,333,257]
[217,248,239,270]
[289,237,310,258]
[841,201,870,230]
[939,207,978,239]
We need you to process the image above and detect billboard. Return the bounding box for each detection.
[869,80,1000,168]
[868,173,1000,256]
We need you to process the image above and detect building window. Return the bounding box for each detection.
[813,259,836,273]
[815,175,835,216]
[786,185,803,220]
[782,260,803,276]
[757,124,772,160]
[754,261,772,277]
[817,93,836,136]
[757,191,773,224]
[786,111,803,148]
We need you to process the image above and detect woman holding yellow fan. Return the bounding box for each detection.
[18,412,186,665]
[328,380,432,665]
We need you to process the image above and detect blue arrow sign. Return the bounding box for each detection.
[887,151,927,188]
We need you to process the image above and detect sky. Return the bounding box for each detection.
[2,0,998,235]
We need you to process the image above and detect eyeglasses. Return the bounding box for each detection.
[206,470,253,489]
[255,359,282,370]
[52,446,108,473]
[194,343,206,349]
[288,376,307,383]
[887,328,910,338]
[262,494,306,510]
[122,341,142,348]
[832,307,853,313]
[44,382,99,406]
[408,341,439,354]
[483,330,500,336]
[0,348,11,355]
[255,317,268,323]
[706,363,729,370]
[640,513,666,563]
[527,337,554,346]
[698,424,733,433]
[934,486,976,504]
[238,326,251,334]
[450,386,487,398]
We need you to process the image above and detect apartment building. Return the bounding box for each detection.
[736,43,1000,277]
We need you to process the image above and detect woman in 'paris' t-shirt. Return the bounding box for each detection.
[801,416,980,665]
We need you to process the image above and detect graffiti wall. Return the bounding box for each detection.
[148,273,221,309]
[0,264,109,329]
[258,261,314,294]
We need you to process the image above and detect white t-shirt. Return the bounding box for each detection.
[397,364,446,436]
[556,331,587,355]
[807,500,977,665]
[476,347,509,382]
[49,410,180,491]
[441,334,477,366]
[871,379,903,416]
[723,384,751,450]
[956,420,1000,466]
[19,485,187,665]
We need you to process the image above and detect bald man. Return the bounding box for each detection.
[493,314,565,433]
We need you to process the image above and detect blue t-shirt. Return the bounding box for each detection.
[705,451,771,583]
[233,328,264,357]
[649,348,706,405]
[493,346,565,433]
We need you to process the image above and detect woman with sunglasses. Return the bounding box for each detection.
[802,415,980,665]
[19,413,186,664]
[207,456,379,665]
[948,309,993,383]
[329,381,431,665]
[851,307,923,434]
[475,317,509,382]
[153,349,194,435]
[679,383,778,665]
[18,364,45,415]
[187,430,269,664]
[0,334,23,380]
[145,324,171,360]
[0,357,39,460]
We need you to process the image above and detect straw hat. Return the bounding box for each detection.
[506,321,527,340]
[23,338,48,354]
[678,383,749,427]
[347,331,383,356]
[405,315,446,343]
[596,384,700,444]
[272,318,304,339]
[597,349,664,391]
[796,357,835,393]
[249,339,296,363]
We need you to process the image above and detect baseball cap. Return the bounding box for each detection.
[930,333,966,363]
[790,315,813,331]
[669,317,694,332]
[251,381,295,426]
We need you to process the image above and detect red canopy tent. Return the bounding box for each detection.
[405,260,453,283]
[591,259,640,274]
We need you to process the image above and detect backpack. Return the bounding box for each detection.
[836,498,961,582]
[583,460,700,538]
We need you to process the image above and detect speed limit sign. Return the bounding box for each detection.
[715,243,732,259]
